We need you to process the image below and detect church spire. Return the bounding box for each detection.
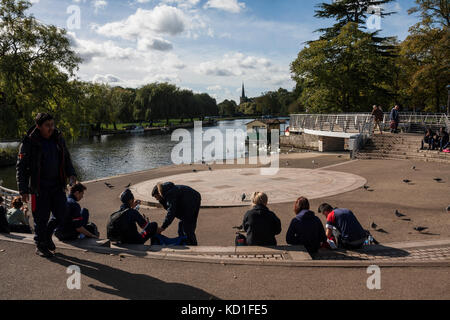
[241,82,245,99]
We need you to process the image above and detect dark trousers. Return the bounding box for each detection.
[177,197,201,246]
[54,208,92,241]
[9,224,32,234]
[422,137,435,150]
[32,187,67,247]
[122,222,158,245]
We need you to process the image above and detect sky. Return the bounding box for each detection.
[27,0,421,103]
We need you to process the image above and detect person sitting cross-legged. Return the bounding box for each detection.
[318,203,368,250]
[108,189,158,245]
[54,183,99,241]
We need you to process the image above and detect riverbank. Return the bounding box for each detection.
[0,147,17,168]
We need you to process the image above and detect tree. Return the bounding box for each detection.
[0,0,81,138]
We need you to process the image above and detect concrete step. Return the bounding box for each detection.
[356,153,450,164]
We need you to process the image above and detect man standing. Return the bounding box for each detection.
[152,182,202,246]
[16,113,77,258]
[390,105,400,134]
[371,105,384,135]
[318,203,367,250]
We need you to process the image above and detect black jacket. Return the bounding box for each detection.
[159,182,201,230]
[286,210,327,254]
[243,204,281,246]
[16,126,76,195]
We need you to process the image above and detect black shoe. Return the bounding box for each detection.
[35,246,54,258]
[46,237,56,252]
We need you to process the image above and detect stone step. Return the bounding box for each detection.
[356,153,450,164]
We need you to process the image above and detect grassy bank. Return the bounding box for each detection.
[0,147,18,167]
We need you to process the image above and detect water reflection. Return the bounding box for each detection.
[0,119,289,189]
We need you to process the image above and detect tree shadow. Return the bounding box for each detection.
[51,253,219,300]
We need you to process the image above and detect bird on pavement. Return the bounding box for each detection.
[371,222,377,229]
[124,183,131,188]
[208,167,212,171]
[414,226,428,232]
[395,210,406,218]
[241,194,246,202]
[193,169,198,173]
[364,185,370,190]
[403,179,411,184]
[433,178,443,182]
[412,166,416,170]
[105,182,114,189]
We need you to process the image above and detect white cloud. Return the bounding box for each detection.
[204,0,245,13]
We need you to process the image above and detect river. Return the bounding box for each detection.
[0,119,289,190]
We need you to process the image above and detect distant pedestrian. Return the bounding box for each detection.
[0,196,10,234]
[371,105,384,135]
[389,105,400,133]
[6,196,32,234]
[437,127,449,152]
[16,113,77,258]
[286,197,327,255]
[421,128,436,150]
[152,182,202,246]
[318,203,367,250]
[242,192,281,246]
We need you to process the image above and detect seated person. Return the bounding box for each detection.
[7,197,32,234]
[109,189,158,244]
[0,196,10,234]
[318,203,367,250]
[242,192,281,246]
[286,197,327,255]
[421,129,435,150]
[437,127,449,152]
[54,183,99,241]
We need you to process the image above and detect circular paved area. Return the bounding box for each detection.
[130,168,367,207]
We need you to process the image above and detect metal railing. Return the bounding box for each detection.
[290,114,374,135]
[0,185,19,209]
[290,113,449,134]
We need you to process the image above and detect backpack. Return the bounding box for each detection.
[106,208,129,242]
[235,232,247,246]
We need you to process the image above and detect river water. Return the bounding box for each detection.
[0,119,289,190]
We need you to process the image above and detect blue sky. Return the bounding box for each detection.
[28,0,420,103]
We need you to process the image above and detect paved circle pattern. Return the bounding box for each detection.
[130,168,367,207]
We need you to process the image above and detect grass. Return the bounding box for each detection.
[100,118,205,130]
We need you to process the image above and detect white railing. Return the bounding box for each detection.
[290,113,449,134]
[0,186,19,208]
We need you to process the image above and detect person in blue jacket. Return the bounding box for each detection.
[286,197,327,255]
[152,182,201,246]
[54,183,98,241]
[389,105,400,133]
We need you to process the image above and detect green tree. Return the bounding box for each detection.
[0,0,81,138]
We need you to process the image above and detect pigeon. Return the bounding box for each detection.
[433,178,443,182]
[371,222,378,229]
[286,161,290,166]
[403,179,411,184]
[208,167,212,171]
[363,185,370,190]
[395,210,406,218]
[411,166,416,170]
[104,182,114,189]
[241,194,246,202]
[193,169,198,173]
[414,227,428,232]
[124,183,131,188]
[447,206,450,213]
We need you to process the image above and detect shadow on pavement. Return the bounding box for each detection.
[52,253,220,300]
[313,245,411,260]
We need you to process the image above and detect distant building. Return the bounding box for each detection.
[240,82,250,105]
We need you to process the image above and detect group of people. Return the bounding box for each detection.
[0,196,32,234]
[241,192,369,255]
[2,111,372,259]
[371,105,402,134]
[422,127,450,152]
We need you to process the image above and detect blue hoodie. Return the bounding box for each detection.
[286,210,327,254]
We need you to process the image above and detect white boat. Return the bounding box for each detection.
[127,126,145,134]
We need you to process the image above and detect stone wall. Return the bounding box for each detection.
[281,133,349,152]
